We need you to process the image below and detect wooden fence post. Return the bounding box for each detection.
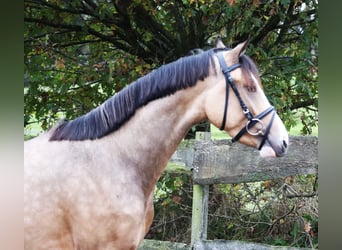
[191,132,210,246]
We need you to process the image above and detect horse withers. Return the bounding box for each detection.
[24,39,288,249]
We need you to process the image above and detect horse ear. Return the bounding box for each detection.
[233,40,249,56]
[215,37,226,49]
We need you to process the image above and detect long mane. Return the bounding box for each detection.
[49,50,216,141]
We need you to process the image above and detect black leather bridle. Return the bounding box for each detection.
[216,51,276,150]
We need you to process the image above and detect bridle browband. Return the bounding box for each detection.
[215,51,276,150]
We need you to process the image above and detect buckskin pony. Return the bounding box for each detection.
[24,39,288,249]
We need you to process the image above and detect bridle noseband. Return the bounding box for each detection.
[216,51,276,150]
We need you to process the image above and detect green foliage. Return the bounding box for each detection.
[149,170,193,242]
[24,0,318,137]
[151,172,318,248]
[24,30,153,131]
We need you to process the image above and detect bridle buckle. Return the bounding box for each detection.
[243,108,250,115]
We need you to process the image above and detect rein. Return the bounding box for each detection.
[215,52,275,150]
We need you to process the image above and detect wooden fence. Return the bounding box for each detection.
[140,134,318,250]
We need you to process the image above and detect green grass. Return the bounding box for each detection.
[288,123,318,136]
[210,125,231,140]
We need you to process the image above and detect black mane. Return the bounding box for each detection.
[49,49,216,141]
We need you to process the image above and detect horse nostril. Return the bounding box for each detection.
[283,140,288,148]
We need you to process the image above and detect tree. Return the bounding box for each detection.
[24,0,318,136]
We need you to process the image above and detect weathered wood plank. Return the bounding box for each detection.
[139,239,311,250]
[193,136,318,185]
[169,146,194,170]
[139,239,190,249]
[193,240,312,250]
[191,185,209,245]
[190,132,211,245]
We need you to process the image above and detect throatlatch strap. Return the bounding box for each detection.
[220,79,229,130]
[216,53,240,130]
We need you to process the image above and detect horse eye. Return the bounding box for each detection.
[244,83,256,92]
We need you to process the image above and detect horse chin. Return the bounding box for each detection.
[259,142,276,158]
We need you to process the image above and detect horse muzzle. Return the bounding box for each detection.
[259,121,289,158]
[259,139,288,158]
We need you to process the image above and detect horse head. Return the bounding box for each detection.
[204,38,289,157]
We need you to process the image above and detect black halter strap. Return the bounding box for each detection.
[216,52,276,149]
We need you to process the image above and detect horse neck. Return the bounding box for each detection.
[105,81,208,196]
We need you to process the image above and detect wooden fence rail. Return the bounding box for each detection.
[193,135,318,184]
[141,134,318,250]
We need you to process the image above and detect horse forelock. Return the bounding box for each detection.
[49,50,216,141]
[239,55,262,92]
